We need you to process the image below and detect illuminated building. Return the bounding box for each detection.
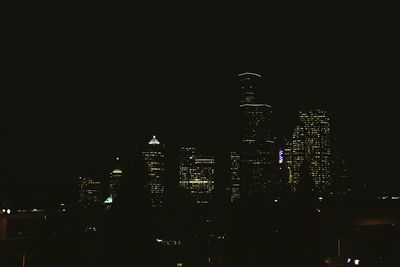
[292,109,332,194]
[179,147,215,205]
[238,72,260,105]
[143,135,165,207]
[78,176,102,209]
[230,152,241,203]
[109,157,123,205]
[283,139,294,185]
[238,72,275,203]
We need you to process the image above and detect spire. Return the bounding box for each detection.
[149,135,160,145]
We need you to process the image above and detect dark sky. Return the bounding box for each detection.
[1,5,398,205]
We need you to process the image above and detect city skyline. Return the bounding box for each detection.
[0,68,385,207]
[1,69,354,208]
[1,8,397,207]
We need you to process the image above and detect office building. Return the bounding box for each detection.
[143,135,165,207]
[179,147,215,205]
[108,157,123,205]
[78,176,102,209]
[238,72,275,203]
[292,109,332,194]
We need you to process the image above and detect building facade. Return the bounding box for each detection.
[292,109,332,194]
[78,176,102,209]
[143,136,165,207]
[238,72,275,203]
[108,157,123,205]
[179,147,215,205]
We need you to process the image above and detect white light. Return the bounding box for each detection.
[239,103,271,108]
[2,209,5,213]
[318,197,323,200]
[274,199,278,203]
[354,259,360,265]
[238,72,261,78]
[156,239,163,243]
[347,258,351,263]
[6,209,11,214]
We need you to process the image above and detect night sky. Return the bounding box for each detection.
[1,5,398,206]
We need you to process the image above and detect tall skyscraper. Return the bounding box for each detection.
[179,147,215,205]
[230,152,241,203]
[108,157,123,205]
[292,109,332,194]
[143,135,165,207]
[78,176,102,209]
[238,72,275,203]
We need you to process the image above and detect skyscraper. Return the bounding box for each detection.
[292,109,332,194]
[238,72,275,203]
[179,147,215,205]
[108,157,123,205]
[78,176,102,209]
[143,135,165,207]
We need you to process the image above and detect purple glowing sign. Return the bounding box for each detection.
[278,149,284,164]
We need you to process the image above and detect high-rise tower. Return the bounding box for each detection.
[108,157,123,205]
[143,135,165,207]
[292,109,332,194]
[178,147,215,205]
[78,176,102,209]
[238,72,275,203]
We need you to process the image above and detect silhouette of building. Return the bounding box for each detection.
[78,176,102,209]
[178,147,215,205]
[238,72,275,203]
[143,135,165,208]
[292,109,332,194]
[332,136,352,196]
[230,151,241,203]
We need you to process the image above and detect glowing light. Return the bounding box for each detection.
[274,199,278,203]
[278,149,284,164]
[316,208,321,213]
[112,169,123,174]
[347,259,351,263]
[238,72,261,78]
[354,259,360,265]
[318,197,323,201]
[239,103,271,108]
[1,209,5,213]
[104,195,113,204]
[6,209,11,214]
[156,239,163,243]
[149,135,161,145]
